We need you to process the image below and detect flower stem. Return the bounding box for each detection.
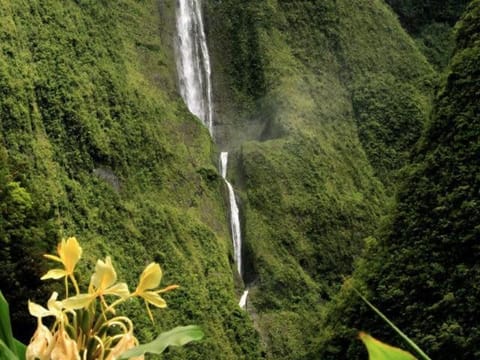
[70,274,80,295]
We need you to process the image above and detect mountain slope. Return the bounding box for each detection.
[2,0,475,359]
[315,1,480,357]
[206,0,435,357]
[0,1,261,358]
[386,0,470,68]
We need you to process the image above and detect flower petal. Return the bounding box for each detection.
[156,284,180,293]
[50,327,80,360]
[136,263,162,293]
[62,294,95,310]
[47,292,64,320]
[60,237,82,274]
[141,291,167,308]
[91,256,117,291]
[43,254,62,263]
[28,301,51,318]
[104,282,130,298]
[26,323,53,360]
[41,269,67,280]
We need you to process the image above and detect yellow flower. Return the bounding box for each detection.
[132,263,178,322]
[26,322,53,360]
[28,292,64,322]
[27,292,64,360]
[42,237,82,280]
[90,256,129,297]
[62,256,129,311]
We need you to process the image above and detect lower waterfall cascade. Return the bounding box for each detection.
[220,152,249,309]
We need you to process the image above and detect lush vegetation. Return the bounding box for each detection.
[4,237,203,359]
[1,0,478,358]
[0,0,261,358]
[385,0,471,68]
[206,0,441,357]
[313,1,480,358]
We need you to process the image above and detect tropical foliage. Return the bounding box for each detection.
[312,1,480,358]
[0,0,477,359]
[1,237,203,360]
[0,0,262,358]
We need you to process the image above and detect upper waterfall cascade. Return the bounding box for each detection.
[175,0,214,135]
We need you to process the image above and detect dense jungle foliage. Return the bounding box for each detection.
[0,1,261,358]
[312,1,480,358]
[206,0,442,357]
[386,0,470,68]
[0,0,477,359]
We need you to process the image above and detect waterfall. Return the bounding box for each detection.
[220,152,242,277]
[239,290,249,309]
[175,0,248,309]
[175,0,214,135]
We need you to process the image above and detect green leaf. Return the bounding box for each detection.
[118,325,204,359]
[360,332,417,360]
[351,286,432,360]
[0,339,19,360]
[0,291,17,357]
[14,339,26,360]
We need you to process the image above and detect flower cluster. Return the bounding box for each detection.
[27,237,178,360]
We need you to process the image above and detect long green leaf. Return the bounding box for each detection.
[360,332,417,360]
[0,291,17,357]
[352,287,432,360]
[0,339,19,360]
[119,325,204,359]
[13,339,26,360]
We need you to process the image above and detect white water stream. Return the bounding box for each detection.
[220,152,242,276]
[175,0,248,309]
[220,152,249,309]
[175,0,214,135]
[239,289,249,309]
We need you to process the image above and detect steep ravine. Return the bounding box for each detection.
[314,2,480,357]
[205,0,436,358]
[0,0,473,359]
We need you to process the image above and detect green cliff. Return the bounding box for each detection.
[206,0,437,357]
[315,1,480,358]
[0,0,477,359]
[0,1,260,358]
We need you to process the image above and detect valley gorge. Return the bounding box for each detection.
[0,0,478,359]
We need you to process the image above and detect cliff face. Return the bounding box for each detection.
[314,1,480,358]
